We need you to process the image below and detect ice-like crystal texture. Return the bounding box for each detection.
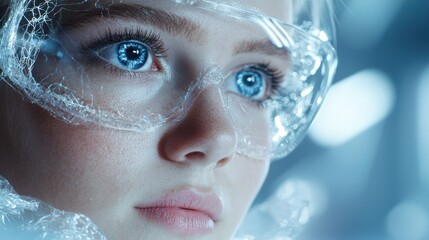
[234,180,311,240]
[0,0,337,161]
[0,174,311,240]
[0,176,106,240]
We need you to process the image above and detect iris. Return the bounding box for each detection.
[117,42,148,70]
[236,69,264,98]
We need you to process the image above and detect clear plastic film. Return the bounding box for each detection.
[0,176,106,240]
[234,180,311,240]
[0,0,337,160]
[0,174,311,240]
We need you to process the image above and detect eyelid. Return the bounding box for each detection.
[226,63,285,109]
[79,28,168,58]
[95,42,153,72]
[77,28,169,76]
[239,63,285,96]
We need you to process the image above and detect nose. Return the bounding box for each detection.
[159,87,237,167]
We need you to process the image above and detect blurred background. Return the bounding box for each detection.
[255,0,429,239]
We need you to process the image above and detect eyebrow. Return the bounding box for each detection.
[234,40,290,57]
[59,3,206,43]
[59,2,289,58]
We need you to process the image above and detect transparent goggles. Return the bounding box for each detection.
[0,0,337,160]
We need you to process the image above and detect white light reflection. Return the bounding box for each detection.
[273,179,328,218]
[318,31,329,42]
[235,179,326,240]
[309,69,395,147]
[273,116,288,142]
[386,201,429,240]
[418,64,429,187]
[301,86,314,97]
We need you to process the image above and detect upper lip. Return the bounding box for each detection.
[135,188,223,221]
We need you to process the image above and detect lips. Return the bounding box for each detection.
[135,189,223,235]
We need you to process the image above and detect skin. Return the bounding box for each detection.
[0,0,289,239]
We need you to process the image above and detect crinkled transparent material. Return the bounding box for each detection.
[0,176,106,240]
[0,174,311,240]
[0,0,337,160]
[234,180,311,240]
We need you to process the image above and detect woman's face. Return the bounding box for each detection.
[0,0,289,239]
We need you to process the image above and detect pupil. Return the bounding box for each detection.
[117,42,148,70]
[243,74,257,86]
[236,70,263,98]
[126,47,141,60]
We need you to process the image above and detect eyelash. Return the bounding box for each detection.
[80,28,168,63]
[246,63,284,109]
[80,29,284,108]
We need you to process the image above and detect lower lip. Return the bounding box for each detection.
[137,207,215,235]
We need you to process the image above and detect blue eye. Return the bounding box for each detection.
[117,42,149,70]
[235,69,265,98]
[96,41,154,72]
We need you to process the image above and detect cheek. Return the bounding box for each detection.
[234,158,269,197]
[0,97,156,214]
[228,96,273,159]
[222,156,270,221]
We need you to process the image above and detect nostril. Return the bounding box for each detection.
[215,157,229,168]
[184,152,206,160]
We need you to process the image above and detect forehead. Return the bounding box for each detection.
[57,0,291,20]
[232,0,292,19]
